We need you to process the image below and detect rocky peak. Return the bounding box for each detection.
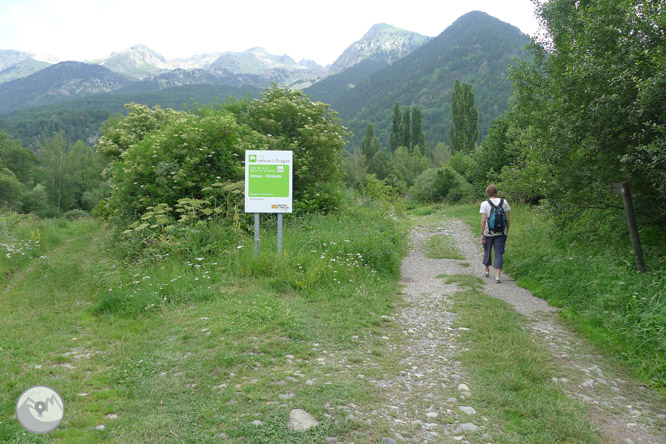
[328,23,431,74]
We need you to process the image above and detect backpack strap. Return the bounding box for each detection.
[487,198,504,209]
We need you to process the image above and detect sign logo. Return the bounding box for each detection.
[249,154,257,162]
[16,385,65,434]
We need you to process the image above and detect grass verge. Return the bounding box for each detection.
[409,202,666,393]
[446,275,603,444]
[424,234,464,260]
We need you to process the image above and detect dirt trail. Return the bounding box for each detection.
[371,218,665,443]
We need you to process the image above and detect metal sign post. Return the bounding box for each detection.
[245,150,293,257]
[612,182,646,273]
[254,213,260,258]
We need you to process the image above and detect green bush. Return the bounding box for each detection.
[63,209,90,220]
[98,86,350,229]
[411,168,442,202]
[435,167,475,203]
[240,85,350,214]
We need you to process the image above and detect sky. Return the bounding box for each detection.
[0,0,541,66]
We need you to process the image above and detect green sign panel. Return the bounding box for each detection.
[245,150,293,213]
[248,165,290,197]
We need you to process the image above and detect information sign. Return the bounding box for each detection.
[244,150,293,213]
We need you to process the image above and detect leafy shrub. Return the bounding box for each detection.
[240,85,350,214]
[411,168,442,202]
[435,167,475,203]
[63,209,90,220]
[101,108,261,224]
[98,86,350,230]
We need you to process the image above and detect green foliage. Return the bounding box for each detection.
[101,107,253,224]
[368,150,391,180]
[0,167,23,210]
[341,148,367,189]
[389,102,401,153]
[400,106,411,151]
[450,79,479,153]
[504,204,666,389]
[434,167,474,203]
[0,131,36,185]
[411,168,441,202]
[361,174,404,214]
[505,0,666,222]
[411,105,426,150]
[0,84,261,150]
[35,133,108,217]
[426,142,451,168]
[21,183,48,215]
[240,85,350,214]
[63,209,91,220]
[100,86,350,227]
[361,123,379,160]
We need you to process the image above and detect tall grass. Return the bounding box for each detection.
[94,207,405,320]
[0,212,97,283]
[506,205,666,390]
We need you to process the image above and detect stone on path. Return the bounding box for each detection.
[287,409,319,431]
[456,422,480,433]
[381,438,397,444]
[460,406,477,415]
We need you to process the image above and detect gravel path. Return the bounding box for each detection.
[369,218,665,444]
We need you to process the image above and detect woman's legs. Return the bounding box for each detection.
[483,235,506,279]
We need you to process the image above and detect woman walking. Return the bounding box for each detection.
[480,185,510,283]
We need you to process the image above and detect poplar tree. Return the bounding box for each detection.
[449,79,479,153]
[361,123,379,160]
[411,105,426,151]
[401,106,411,152]
[389,102,401,154]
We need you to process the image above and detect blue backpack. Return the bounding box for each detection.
[488,198,506,234]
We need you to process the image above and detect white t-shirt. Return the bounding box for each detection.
[480,197,510,236]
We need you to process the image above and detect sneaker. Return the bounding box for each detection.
[495,277,501,283]
[484,271,489,277]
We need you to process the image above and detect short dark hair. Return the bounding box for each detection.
[486,185,498,197]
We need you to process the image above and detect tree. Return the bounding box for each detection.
[389,102,401,154]
[369,150,391,180]
[361,123,379,161]
[411,105,426,151]
[507,0,666,220]
[39,133,69,216]
[400,106,412,152]
[341,148,367,189]
[0,167,23,210]
[449,79,479,153]
[0,131,36,186]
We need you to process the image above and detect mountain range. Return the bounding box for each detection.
[0,11,529,150]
